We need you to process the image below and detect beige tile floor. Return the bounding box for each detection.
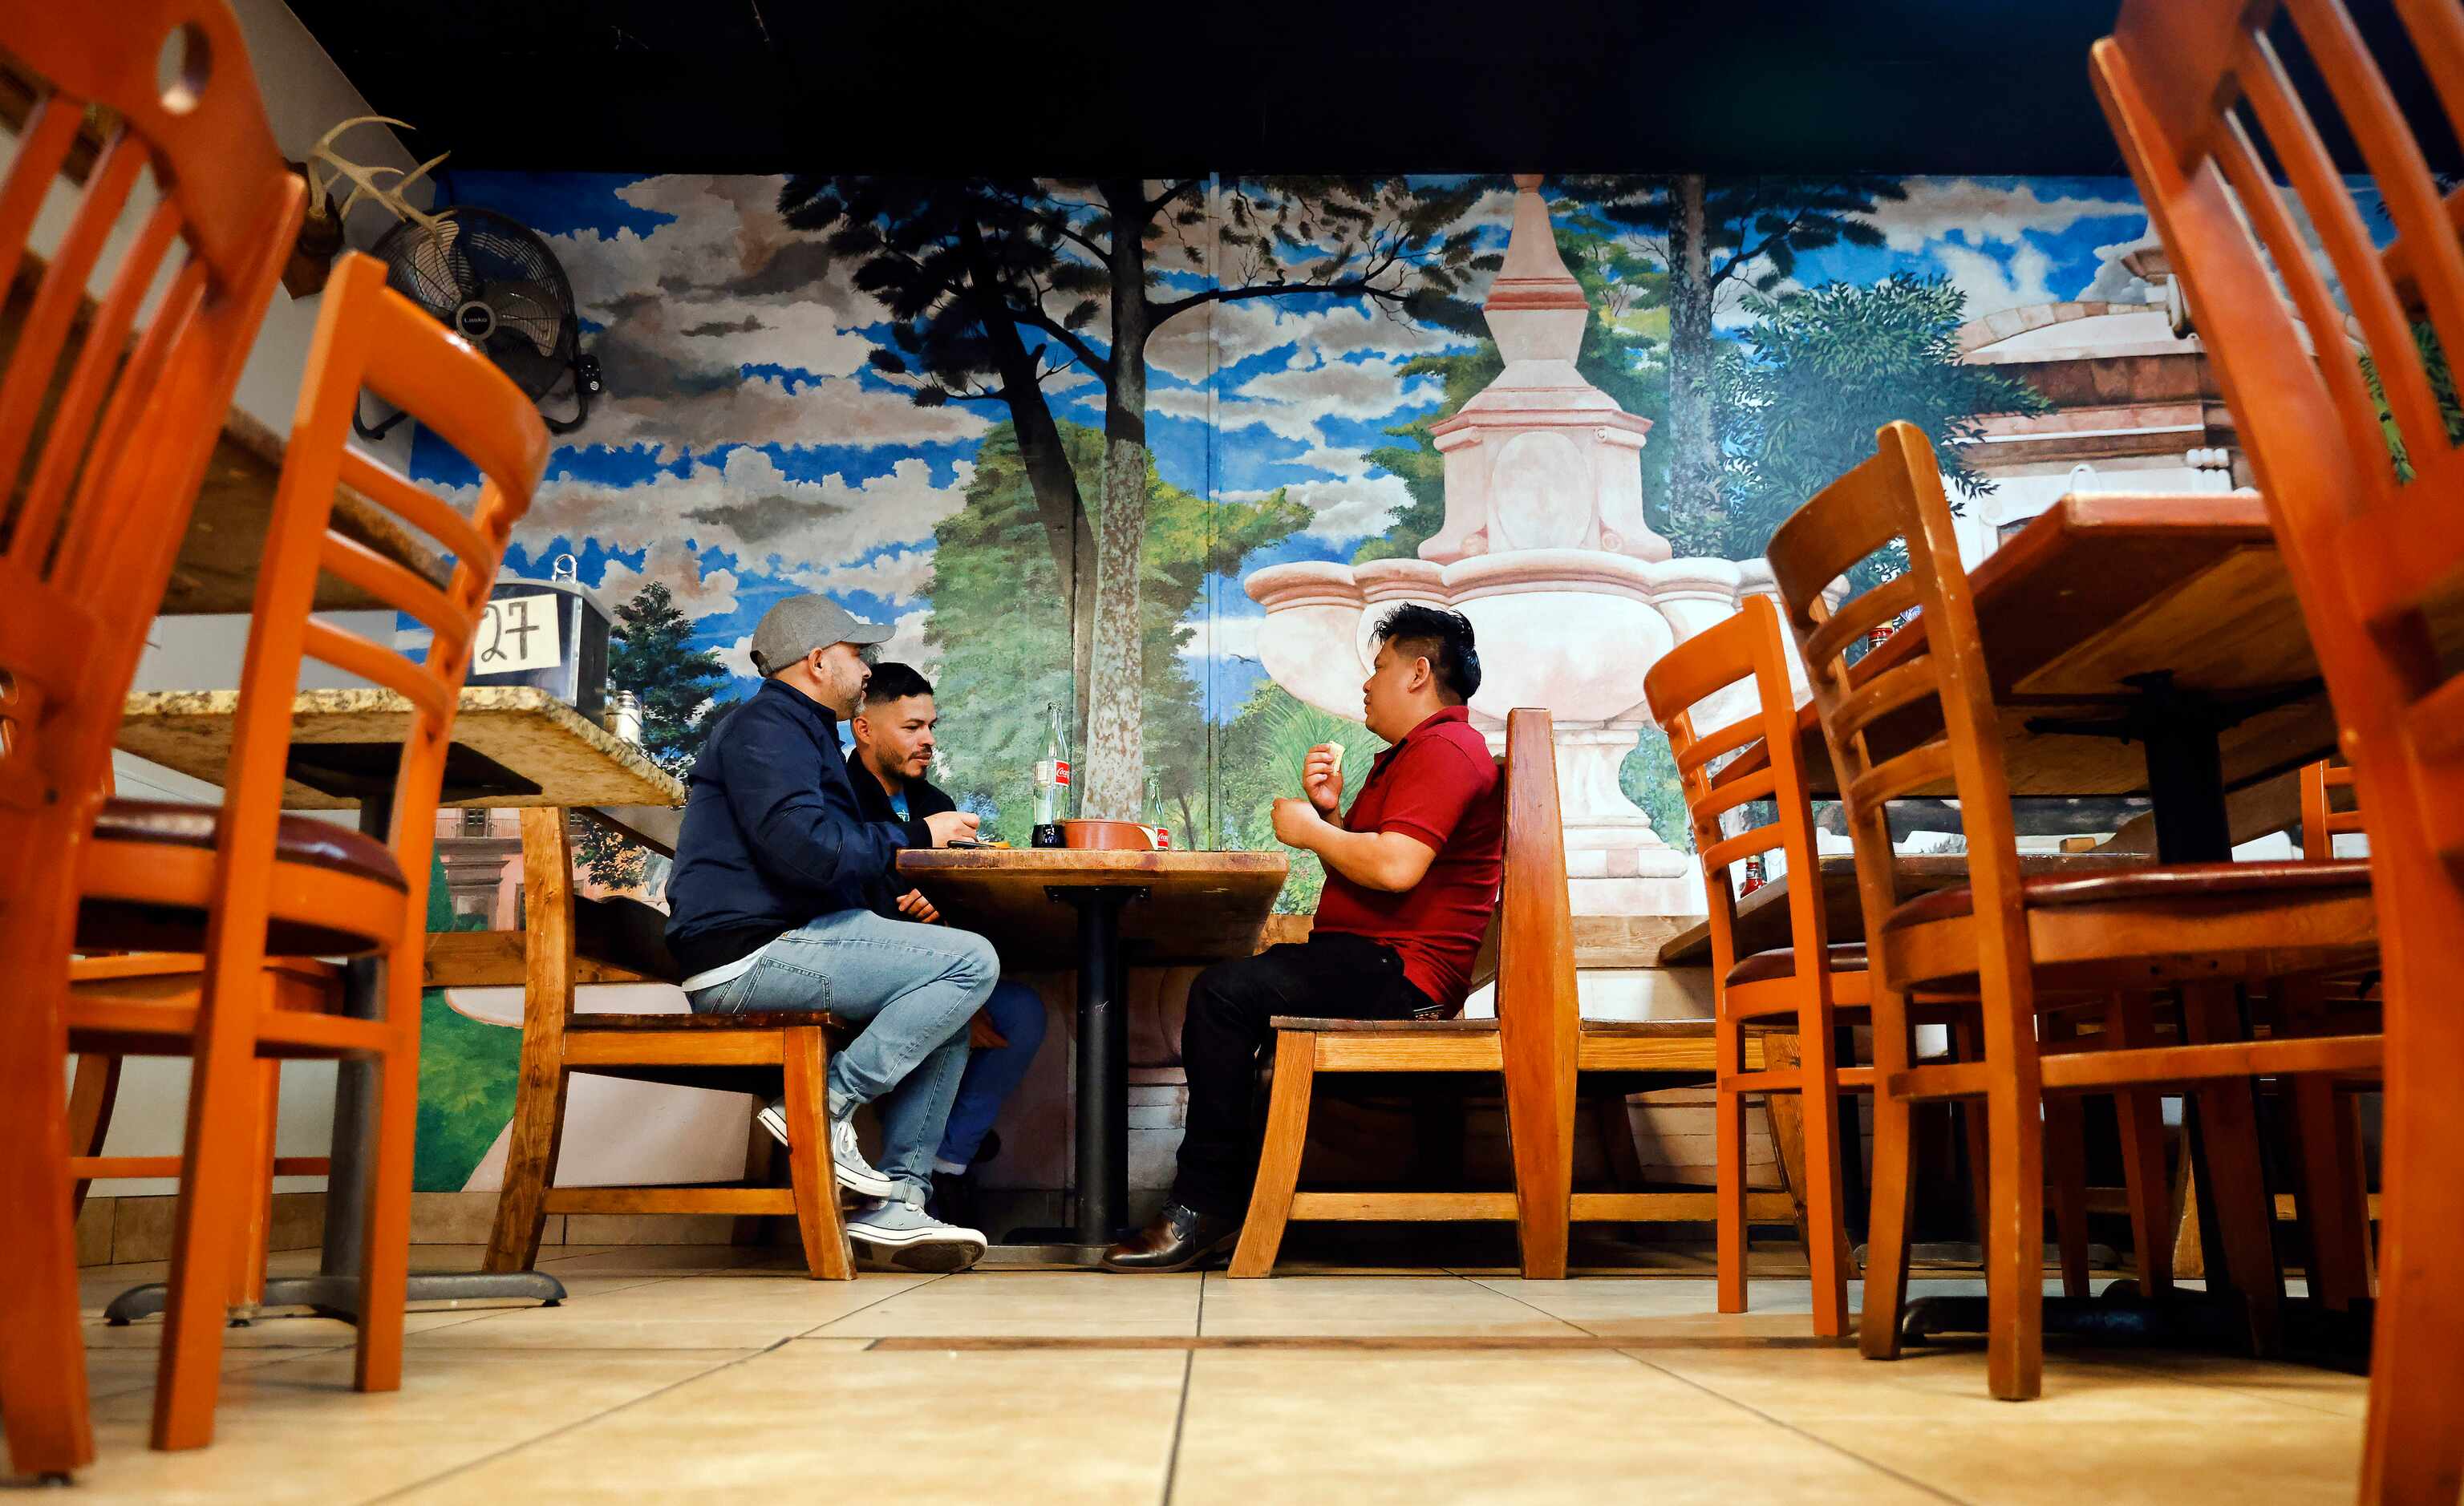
[10,1244,2371,1503]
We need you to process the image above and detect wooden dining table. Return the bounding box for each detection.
[102,686,686,1324]
[899,847,1289,1252]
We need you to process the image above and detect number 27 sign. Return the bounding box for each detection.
[475,593,564,674]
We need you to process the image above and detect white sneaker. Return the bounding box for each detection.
[756,1097,902,1200]
[827,1109,902,1200]
[846,1196,988,1273]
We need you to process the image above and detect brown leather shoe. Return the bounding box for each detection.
[1100,1203,1241,1273]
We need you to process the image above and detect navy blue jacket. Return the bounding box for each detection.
[664,678,931,978]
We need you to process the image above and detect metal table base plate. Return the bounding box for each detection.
[103,1269,567,1327]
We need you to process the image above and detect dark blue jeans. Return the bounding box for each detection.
[938,978,1048,1168]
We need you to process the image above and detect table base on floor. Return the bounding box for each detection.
[1899,1288,2374,1370]
[102,1269,568,1327]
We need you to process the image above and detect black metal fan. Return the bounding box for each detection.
[355,206,601,439]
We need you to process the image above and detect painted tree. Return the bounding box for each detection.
[1720,273,2050,563]
[574,581,731,889]
[923,420,1307,846]
[777,176,1493,817]
[1587,176,1907,555]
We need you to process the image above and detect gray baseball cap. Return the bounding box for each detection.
[748,593,892,678]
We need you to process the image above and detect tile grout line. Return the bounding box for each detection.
[1468,1272,1613,1341]
[362,1338,801,1504]
[1157,1350,1196,1506]
[2080,1349,2367,1423]
[1615,1350,1972,1506]
[792,1269,955,1339]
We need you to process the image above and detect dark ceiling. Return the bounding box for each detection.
[286,0,2447,177]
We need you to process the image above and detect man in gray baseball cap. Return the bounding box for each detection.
[666,593,991,1269]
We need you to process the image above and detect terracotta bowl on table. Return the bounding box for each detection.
[1061,819,1153,851]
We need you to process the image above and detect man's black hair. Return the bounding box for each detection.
[1372,604,1481,705]
[859,660,934,710]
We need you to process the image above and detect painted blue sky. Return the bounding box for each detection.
[409,174,2171,722]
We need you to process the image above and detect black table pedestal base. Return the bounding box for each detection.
[1898,1287,2373,1370]
[1048,885,1146,1250]
[103,1269,568,1327]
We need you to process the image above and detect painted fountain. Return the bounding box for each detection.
[1245,176,1803,918]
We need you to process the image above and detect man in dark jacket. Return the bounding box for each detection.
[665,596,991,1269]
[845,662,1048,1225]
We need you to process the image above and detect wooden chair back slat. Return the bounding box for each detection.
[2094,4,2464,1491]
[1643,594,1834,985]
[1832,653,1942,744]
[1496,706,1578,1277]
[1805,573,1919,668]
[0,134,145,492]
[337,447,492,567]
[297,619,455,723]
[1846,742,1959,818]
[318,534,468,652]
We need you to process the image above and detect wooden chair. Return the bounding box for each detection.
[1231,707,1581,1279]
[1767,421,2380,1401]
[61,250,549,1451]
[2094,4,2464,1489]
[0,2,305,1478]
[481,809,855,1281]
[1640,595,1865,1336]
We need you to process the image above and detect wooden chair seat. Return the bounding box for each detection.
[77,798,408,957]
[1269,1014,1491,1032]
[1883,859,2374,930]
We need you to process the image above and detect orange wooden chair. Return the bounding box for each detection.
[60,249,549,1451]
[1642,595,1865,1335]
[2093,3,2464,1490]
[0,3,304,1480]
[1768,421,2380,1401]
[1230,708,1578,1278]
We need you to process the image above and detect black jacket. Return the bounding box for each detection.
[844,751,957,917]
[663,678,930,978]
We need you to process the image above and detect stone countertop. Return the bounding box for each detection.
[120,686,687,811]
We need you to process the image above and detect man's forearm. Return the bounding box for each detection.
[1303,824,1412,892]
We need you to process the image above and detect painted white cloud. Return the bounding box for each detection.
[796,545,937,605]
[1870,179,2144,256]
[877,609,937,676]
[2080,233,2167,304]
[1177,613,1265,661]
[517,449,974,588]
[716,631,759,679]
[1228,472,1420,542]
[595,536,743,618]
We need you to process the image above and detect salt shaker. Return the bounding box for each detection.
[606,689,644,747]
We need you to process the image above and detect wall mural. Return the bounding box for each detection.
[408,171,2251,1192]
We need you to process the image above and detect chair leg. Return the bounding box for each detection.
[2360,896,2464,1504]
[1951,1018,1992,1273]
[1757,1032,1816,1268]
[782,1027,853,1280]
[1797,1014,1852,1341]
[2042,1015,2090,1300]
[2181,981,2284,1358]
[66,1051,122,1216]
[233,1059,282,1312]
[1715,1014,1747,1314]
[1229,1033,1315,1278]
[2106,994,2174,1298]
[0,935,94,1477]
[484,1035,571,1273]
[1860,987,1919,1362]
[1981,1075,2047,1402]
[2277,979,2370,1311]
[354,957,424,1395]
[152,974,267,1449]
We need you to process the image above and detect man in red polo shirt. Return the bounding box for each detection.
[1104,605,1504,1272]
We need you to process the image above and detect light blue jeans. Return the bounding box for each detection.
[687,908,997,1199]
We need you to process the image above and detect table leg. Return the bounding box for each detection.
[999,885,1140,1260]
[107,796,564,1326]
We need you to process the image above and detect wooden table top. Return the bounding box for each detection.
[118,686,687,811]
[6,249,452,616]
[898,848,1290,970]
[1756,492,2335,799]
[1655,852,2156,968]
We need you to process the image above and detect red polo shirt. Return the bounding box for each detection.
[1311,705,1505,1013]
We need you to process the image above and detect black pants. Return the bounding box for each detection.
[1172,934,1437,1218]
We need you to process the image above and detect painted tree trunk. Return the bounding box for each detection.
[957,218,1100,771]
[1665,172,1724,551]
[1084,178,1155,820]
